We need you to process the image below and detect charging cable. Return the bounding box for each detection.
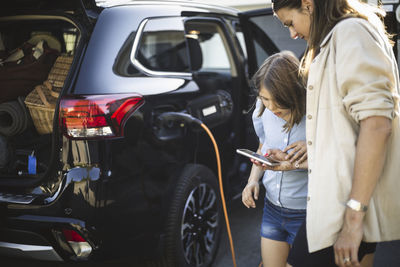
[158,112,237,267]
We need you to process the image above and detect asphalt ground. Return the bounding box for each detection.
[213,188,400,267]
[1,187,400,267]
[212,192,263,267]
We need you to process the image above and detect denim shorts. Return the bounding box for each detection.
[261,197,306,245]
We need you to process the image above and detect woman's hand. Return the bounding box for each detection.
[267,149,287,162]
[334,117,391,267]
[334,210,365,267]
[283,141,308,164]
[251,148,307,171]
[242,181,260,208]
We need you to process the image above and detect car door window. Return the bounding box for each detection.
[239,9,307,77]
[250,15,306,59]
[125,17,235,77]
[185,20,234,75]
[200,32,229,69]
[137,17,190,73]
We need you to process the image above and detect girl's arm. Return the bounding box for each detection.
[334,116,392,266]
[242,143,265,208]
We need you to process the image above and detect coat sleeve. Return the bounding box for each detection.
[334,18,397,123]
[252,98,265,144]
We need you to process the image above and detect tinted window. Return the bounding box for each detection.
[250,15,306,59]
[254,39,269,67]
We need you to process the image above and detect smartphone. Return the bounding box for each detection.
[236,149,280,166]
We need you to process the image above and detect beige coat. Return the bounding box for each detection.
[305,17,400,252]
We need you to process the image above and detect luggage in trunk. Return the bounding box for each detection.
[0,17,78,178]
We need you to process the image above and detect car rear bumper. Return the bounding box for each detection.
[0,214,95,262]
[0,241,63,261]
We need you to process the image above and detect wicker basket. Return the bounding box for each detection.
[24,81,59,134]
[47,55,73,88]
[24,55,73,134]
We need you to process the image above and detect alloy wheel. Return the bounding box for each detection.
[181,183,219,266]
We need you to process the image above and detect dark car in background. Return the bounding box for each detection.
[0,0,398,266]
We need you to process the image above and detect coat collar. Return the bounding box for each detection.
[320,30,334,48]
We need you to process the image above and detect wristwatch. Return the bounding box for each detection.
[346,199,368,212]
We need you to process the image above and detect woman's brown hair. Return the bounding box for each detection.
[272,0,390,77]
[252,50,306,132]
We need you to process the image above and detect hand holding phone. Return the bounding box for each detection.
[236,149,280,166]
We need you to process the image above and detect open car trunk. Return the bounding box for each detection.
[0,14,80,183]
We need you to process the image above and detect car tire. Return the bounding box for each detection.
[164,164,222,267]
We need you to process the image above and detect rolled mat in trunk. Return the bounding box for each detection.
[0,134,8,169]
[0,98,31,136]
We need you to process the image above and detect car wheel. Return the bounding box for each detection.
[164,164,222,267]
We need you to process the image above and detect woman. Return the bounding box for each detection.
[242,51,308,267]
[272,0,400,267]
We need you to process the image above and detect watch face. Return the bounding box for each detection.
[347,199,368,212]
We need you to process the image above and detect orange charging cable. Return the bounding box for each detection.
[200,123,237,267]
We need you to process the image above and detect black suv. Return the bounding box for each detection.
[0,0,398,266]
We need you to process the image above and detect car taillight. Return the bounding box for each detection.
[62,229,92,258]
[59,94,144,139]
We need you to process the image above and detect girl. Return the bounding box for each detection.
[272,1,400,267]
[241,50,308,267]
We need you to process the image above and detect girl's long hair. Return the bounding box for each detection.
[252,50,306,132]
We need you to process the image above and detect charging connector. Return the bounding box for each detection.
[157,111,203,126]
